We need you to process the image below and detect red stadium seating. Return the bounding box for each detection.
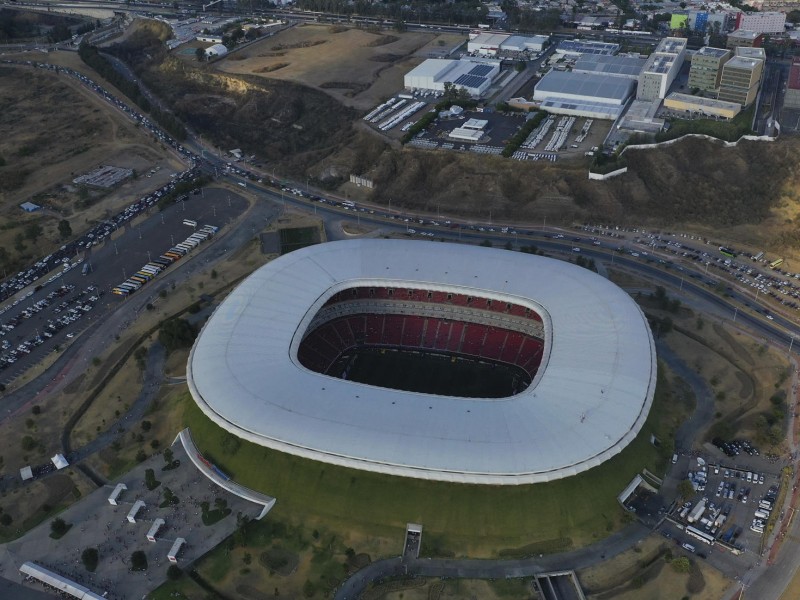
[298,304,546,378]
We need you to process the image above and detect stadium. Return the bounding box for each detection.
[187,239,657,485]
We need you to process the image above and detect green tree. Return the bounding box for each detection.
[0,513,12,526]
[13,233,26,252]
[58,219,72,239]
[81,548,99,572]
[158,318,197,353]
[671,556,691,572]
[50,518,68,537]
[24,223,42,243]
[677,479,694,499]
[195,47,205,62]
[131,550,148,571]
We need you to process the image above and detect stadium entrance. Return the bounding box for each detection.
[328,347,530,398]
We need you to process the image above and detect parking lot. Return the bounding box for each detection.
[0,187,247,386]
[422,109,527,152]
[661,451,784,577]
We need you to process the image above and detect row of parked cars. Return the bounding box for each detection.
[0,285,101,371]
[712,438,760,458]
[0,58,203,309]
[751,485,779,533]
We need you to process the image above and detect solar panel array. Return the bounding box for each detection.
[469,64,493,77]
[453,74,488,89]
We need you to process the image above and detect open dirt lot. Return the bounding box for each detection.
[0,60,182,273]
[216,24,464,110]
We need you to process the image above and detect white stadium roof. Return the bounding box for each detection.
[188,240,656,485]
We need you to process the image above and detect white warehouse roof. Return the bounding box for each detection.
[573,54,647,79]
[188,240,656,485]
[534,71,635,104]
[501,34,549,51]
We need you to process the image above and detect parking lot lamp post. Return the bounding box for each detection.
[733,306,738,323]
[790,334,795,355]
[147,250,151,262]
[170,235,175,246]
[122,268,126,280]
[161,214,165,225]
[114,242,118,256]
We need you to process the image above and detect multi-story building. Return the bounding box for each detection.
[718,54,764,106]
[706,12,730,34]
[726,29,764,49]
[735,11,786,34]
[689,10,709,32]
[784,57,800,110]
[636,37,687,101]
[688,47,732,95]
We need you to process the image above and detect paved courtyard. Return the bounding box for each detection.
[0,439,268,599]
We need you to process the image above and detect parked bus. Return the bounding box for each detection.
[685,525,715,546]
[770,258,784,269]
[183,219,197,228]
[753,251,764,261]
[112,288,129,296]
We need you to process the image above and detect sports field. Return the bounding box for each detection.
[330,348,526,398]
[182,362,681,556]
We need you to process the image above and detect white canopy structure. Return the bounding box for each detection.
[19,562,104,599]
[188,240,656,485]
[51,454,69,470]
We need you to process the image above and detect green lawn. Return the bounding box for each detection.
[182,363,679,556]
[279,226,320,254]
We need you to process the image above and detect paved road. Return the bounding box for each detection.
[335,522,651,599]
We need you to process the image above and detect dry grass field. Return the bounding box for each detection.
[580,535,731,600]
[0,59,181,274]
[217,24,464,109]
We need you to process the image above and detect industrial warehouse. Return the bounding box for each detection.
[404,58,501,97]
[533,71,635,120]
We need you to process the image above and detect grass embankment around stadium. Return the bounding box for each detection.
[182,361,685,558]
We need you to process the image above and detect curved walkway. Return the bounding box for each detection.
[177,428,276,520]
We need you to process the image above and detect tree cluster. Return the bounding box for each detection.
[157,318,198,353]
